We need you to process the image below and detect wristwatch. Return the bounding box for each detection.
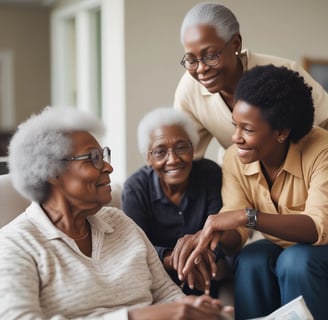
[245,208,258,228]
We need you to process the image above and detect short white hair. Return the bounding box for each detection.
[8,106,105,203]
[180,2,240,43]
[137,107,199,158]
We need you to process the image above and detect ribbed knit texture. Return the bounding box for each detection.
[0,203,184,319]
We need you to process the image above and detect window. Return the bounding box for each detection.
[51,0,126,182]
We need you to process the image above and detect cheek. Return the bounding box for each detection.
[63,167,98,190]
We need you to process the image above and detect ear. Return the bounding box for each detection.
[231,33,242,54]
[146,154,152,167]
[277,128,291,143]
[48,175,61,186]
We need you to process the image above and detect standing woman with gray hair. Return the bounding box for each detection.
[0,106,234,320]
[122,107,239,298]
[174,2,328,161]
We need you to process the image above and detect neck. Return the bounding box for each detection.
[160,180,188,206]
[41,199,91,240]
[261,142,289,187]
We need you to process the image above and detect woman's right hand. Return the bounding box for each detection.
[128,295,234,320]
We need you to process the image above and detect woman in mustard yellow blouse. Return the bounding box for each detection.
[179,65,328,320]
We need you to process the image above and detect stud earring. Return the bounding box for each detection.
[278,138,283,143]
[235,51,239,55]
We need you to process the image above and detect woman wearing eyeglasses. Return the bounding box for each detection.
[0,106,233,320]
[122,108,237,298]
[174,2,328,162]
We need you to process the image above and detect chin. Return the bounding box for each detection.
[205,84,221,94]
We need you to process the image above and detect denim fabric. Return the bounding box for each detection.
[233,239,328,320]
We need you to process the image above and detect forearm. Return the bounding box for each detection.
[255,211,318,243]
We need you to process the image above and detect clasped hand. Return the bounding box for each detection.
[170,231,220,295]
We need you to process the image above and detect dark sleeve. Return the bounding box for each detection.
[197,158,223,216]
[122,168,172,260]
[121,168,152,237]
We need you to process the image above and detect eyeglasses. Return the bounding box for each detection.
[63,147,111,170]
[149,141,192,162]
[180,43,229,71]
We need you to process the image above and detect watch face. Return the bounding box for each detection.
[245,208,257,228]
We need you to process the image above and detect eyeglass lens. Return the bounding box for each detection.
[91,147,111,169]
[150,141,191,161]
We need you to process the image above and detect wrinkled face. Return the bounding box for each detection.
[182,24,241,93]
[56,131,113,211]
[232,101,281,165]
[147,125,193,188]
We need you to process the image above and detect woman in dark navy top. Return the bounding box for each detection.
[122,107,225,297]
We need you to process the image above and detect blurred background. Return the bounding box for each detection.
[0,0,327,182]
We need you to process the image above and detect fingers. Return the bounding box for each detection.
[190,294,222,307]
[171,233,200,281]
[208,250,218,279]
[182,231,214,276]
[210,231,222,251]
[195,256,212,295]
[180,295,232,320]
[182,216,220,276]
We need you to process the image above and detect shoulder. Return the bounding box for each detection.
[191,158,222,182]
[97,206,134,224]
[245,50,298,70]
[298,128,328,154]
[193,158,221,172]
[222,145,243,171]
[176,71,200,88]
[175,71,210,102]
[124,166,152,187]
[96,207,142,233]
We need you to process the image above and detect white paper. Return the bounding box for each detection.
[248,295,313,320]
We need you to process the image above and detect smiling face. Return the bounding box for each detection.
[231,100,283,166]
[55,131,113,211]
[182,24,242,94]
[147,125,193,191]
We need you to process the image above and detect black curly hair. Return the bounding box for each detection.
[234,64,314,143]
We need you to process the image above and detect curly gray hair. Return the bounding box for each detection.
[180,2,240,43]
[137,107,199,159]
[8,106,105,203]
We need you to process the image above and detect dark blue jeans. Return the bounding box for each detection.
[233,239,328,320]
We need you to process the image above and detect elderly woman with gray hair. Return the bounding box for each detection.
[122,108,236,298]
[0,106,233,320]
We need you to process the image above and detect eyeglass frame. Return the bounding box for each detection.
[62,146,111,170]
[180,41,230,71]
[148,141,193,162]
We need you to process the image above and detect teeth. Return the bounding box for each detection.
[166,169,181,174]
[237,148,251,156]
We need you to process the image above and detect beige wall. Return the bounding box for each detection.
[0,5,50,128]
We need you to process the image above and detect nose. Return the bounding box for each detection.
[196,60,210,73]
[103,160,113,173]
[232,127,244,144]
